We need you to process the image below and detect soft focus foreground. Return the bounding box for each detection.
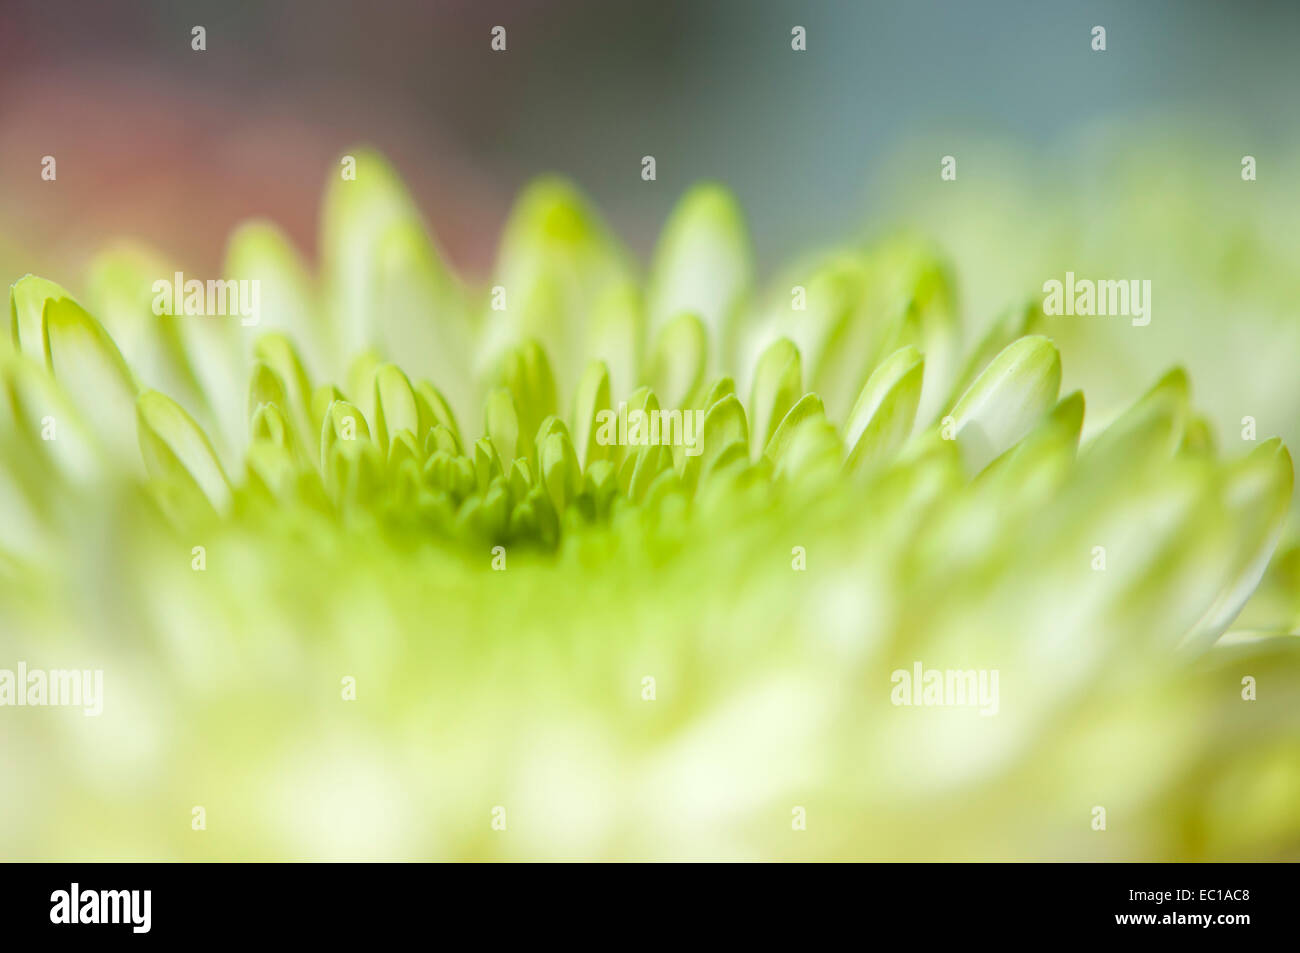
[1,152,1297,860]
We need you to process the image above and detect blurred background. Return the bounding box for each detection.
[2,0,1298,463]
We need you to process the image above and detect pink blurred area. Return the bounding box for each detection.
[0,0,562,284]
[0,70,504,279]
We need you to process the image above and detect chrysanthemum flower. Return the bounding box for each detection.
[1,151,1297,860]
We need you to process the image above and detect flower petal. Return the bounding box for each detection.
[648,184,752,372]
[946,335,1061,475]
[42,294,141,473]
[747,338,802,460]
[842,345,925,478]
[137,390,232,513]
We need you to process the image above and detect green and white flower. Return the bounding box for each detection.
[1,151,1296,860]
